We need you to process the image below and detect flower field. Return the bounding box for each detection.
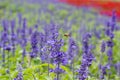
[0,0,120,80]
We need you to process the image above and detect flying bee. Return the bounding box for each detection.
[64,33,71,37]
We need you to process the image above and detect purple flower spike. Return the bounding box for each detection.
[114,62,120,76]
[101,41,106,53]
[30,31,39,58]
[78,33,94,80]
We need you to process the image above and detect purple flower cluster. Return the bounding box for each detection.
[46,25,67,80]
[99,64,110,79]
[48,38,67,64]
[105,11,116,65]
[115,62,120,76]
[21,18,27,58]
[30,31,39,58]
[99,11,116,79]
[14,64,23,80]
[78,33,95,80]
[67,37,78,62]
[1,20,10,65]
[10,20,16,56]
[101,41,106,53]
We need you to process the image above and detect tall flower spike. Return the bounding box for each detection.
[106,11,116,64]
[46,24,67,80]
[1,20,9,66]
[21,18,27,58]
[99,40,106,80]
[99,64,110,79]
[101,41,106,53]
[30,31,39,58]
[111,10,116,31]
[103,10,116,79]
[115,62,120,76]
[11,20,16,56]
[18,13,22,26]
[39,32,47,62]
[78,33,94,80]
[67,37,77,61]
[67,36,79,80]
[15,64,23,80]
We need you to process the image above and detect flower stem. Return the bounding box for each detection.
[2,50,5,67]
[57,63,60,80]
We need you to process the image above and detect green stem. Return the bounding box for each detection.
[57,63,60,80]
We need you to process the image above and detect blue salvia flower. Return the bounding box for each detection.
[105,22,111,37]
[105,11,116,65]
[46,25,67,80]
[111,10,116,32]
[1,20,9,66]
[106,40,114,48]
[38,24,57,63]
[99,19,114,79]
[14,64,23,80]
[82,33,92,53]
[78,33,94,80]
[107,47,113,61]
[16,28,21,44]
[28,27,33,36]
[67,37,78,61]
[39,32,47,62]
[114,62,120,76]
[48,38,66,65]
[21,18,27,58]
[30,31,39,58]
[50,50,67,65]
[2,20,9,44]
[67,36,79,80]
[50,51,67,80]
[99,40,106,79]
[42,23,59,62]
[103,11,116,79]
[10,20,16,56]
[43,25,51,42]
[17,13,22,26]
[35,24,38,30]
[93,27,101,39]
[3,45,12,51]
[101,41,106,53]
[54,67,65,74]
[99,64,110,79]
[53,66,65,80]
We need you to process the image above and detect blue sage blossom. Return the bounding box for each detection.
[10,20,16,56]
[99,40,106,79]
[99,64,110,79]
[30,31,39,58]
[1,20,9,65]
[21,18,27,58]
[101,41,106,53]
[114,62,120,76]
[39,32,49,62]
[105,11,116,65]
[46,25,67,80]
[14,64,23,80]
[67,37,78,62]
[67,36,79,80]
[102,11,116,79]
[78,33,95,80]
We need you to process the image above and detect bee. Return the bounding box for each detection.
[64,33,71,37]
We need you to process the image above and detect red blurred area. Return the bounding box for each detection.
[59,0,120,19]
